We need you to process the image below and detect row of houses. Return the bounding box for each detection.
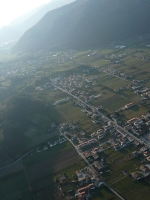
[53,97,70,105]
[131,164,150,180]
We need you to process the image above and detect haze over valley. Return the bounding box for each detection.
[1,1,150,200]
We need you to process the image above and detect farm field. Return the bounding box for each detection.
[22,141,72,166]
[2,36,150,200]
[0,172,31,200]
[98,75,128,90]
[113,176,150,200]
[100,145,142,184]
[98,94,130,113]
[55,101,100,134]
[25,147,81,182]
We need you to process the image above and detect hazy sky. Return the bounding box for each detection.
[0,0,52,27]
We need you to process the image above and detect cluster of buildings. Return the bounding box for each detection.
[81,109,102,124]
[101,67,132,80]
[131,85,150,97]
[84,146,103,158]
[109,129,134,150]
[75,183,95,200]
[125,114,150,137]
[53,97,70,105]
[131,163,150,181]
[36,136,67,152]
[124,102,135,109]
[36,82,51,91]
[53,50,76,64]
[132,52,150,62]
[58,121,79,132]
[91,129,106,140]
[75,166,103,187]
[77,139,98,151]
[51,71,98,103]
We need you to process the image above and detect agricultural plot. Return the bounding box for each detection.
[25,147,81,182]
[133,71,150,80]
[123,105,148,120]
[98,75,128,90]
[89,58,110,67]
[93,186,120,200]
[123,57,146,66]
[55,101,100,134]
[100,49,117,55]
[22,141,72,166]
[138,63,150,71]
[97,94,130,113]
[122,90,141,104]
[100,145,142,184]
[113,176,150,200]
[0,172,31,200]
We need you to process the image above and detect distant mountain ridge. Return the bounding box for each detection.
[13,0,150,52]
[0,0,75,46]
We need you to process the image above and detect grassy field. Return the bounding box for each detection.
[99,94,130,113]
[100,145,142,184]
[93,186,120,200]
[123,105,148,120]
[0,172,31,200]
[113,176,150,200]
[55,101,100,135]
[100,49,117,55]
[122,90,142,103]
[32,160,86,191]
[98,75,128,90]
[123,57,146,66]
[89,58,110,67]
[22,141,72,166]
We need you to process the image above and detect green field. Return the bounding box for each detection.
[123,105,148,120]
[98,75,128,90]
[113,176,150,200]
[0,172,31,200]
[56,101,100,134]
[100,145,141,184]
[22,141,72,166]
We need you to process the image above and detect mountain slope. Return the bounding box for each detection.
[0,0,75,46]
[13,0,150,52]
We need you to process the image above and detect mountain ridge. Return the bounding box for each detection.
[13,0,150,52]
[0,0,75,46]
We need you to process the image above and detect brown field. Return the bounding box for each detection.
[26,148,81,182]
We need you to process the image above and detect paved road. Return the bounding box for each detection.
[53,83,127,200]
[60,131,126,200]
[104,183,125,200]
[52,83,147,148]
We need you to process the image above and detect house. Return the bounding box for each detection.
[92,152,99,160]
[93,161,105,170]
[84,151,92,158]
[78,183,94,193]
[147,156,150,162]
[125,102,135,109]
[140,165,150,176]
[131,172,143,180]
[78,194,84,200]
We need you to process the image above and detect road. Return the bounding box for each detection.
[104,183,125,200]
[52,83,127,200]
[51,83,147,148]
[60,130,125,200]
